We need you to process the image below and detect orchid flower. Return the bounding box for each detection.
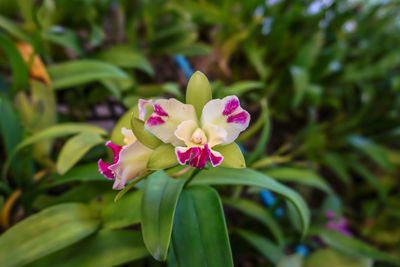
[98,127,152,190]
[143,73,250,169]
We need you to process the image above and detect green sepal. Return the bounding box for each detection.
[131,115,161,149]
[185,71,212,118]
[214,142,246,168]
[147,144,179,170]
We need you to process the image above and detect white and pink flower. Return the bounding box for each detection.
[98,127,152,190]
[144,95,250,169]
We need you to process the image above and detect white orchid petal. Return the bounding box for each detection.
[109,140,153,190]
[201,95,250,145]
[121,127,137,146]
[203,123,228,148]
[138,99,154,121]
[145,98,197,146]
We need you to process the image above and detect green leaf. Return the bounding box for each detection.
[172,186,233,267]
[318,229,398,264]
[277,254,303,267]
[213,142,246,168]
[131,116,161,149]
[101,190,142,229]
[43,27,84,57]
[323,153,351,184]
[185,71,212,118]
[247,99,270,163]
[235,228,284,264]
[191,167,310,237]
[263,167,332,193]
[347,159,387,202]
[0,203,100,266]
[95,46,154,76]
[3,123,107,178]
[147,144,178,170]
[0,32,29,92]
[224,80,264,96]
[56,132,104,175]
[223,198,284,246]
[0,15,31,42]
[48,60,128,90]
[0,94,22,154]
[29,230,148,267]
[141,171,185,261]
[347,135,394,171]
[44,163,105,188]
[304,249,372,267]
[290,66,309,108]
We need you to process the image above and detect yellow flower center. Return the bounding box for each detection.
[191,128,207,145]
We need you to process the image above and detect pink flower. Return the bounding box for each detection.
[98,127,152,190]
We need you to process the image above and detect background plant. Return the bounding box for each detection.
[0,0,399,266]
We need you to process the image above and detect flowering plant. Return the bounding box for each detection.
[98,71,250,189]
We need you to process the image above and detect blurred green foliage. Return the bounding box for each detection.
[0,0,399,266]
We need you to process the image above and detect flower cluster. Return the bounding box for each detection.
[98,71,250,189]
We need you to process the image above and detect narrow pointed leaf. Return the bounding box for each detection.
[191,167,310,237]
[56,132,104,175]
[48,60,128,90]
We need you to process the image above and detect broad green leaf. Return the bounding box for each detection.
[290,66,309,108]
[172,186,233,267]
[29,230,148,267]
[0,203,100,266]
[131,116,161,149]
[48,60,128,90]
[235,228,284,264]
[213,142,246,168]
[141,171,185,261]
[223,198,284,246]
[347,135,394,171]
[56,132,104,175]
[95,46,154,76]
[304,249,372,267]
[101,190,142,229]
[0,15,31,42]
[263,167,332,193]
[318,229,398,264]
[191,167,310,237]
[3,123,107,177]
[0,32,29,91]
[186,71,212,118]
[147,144,178,170]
